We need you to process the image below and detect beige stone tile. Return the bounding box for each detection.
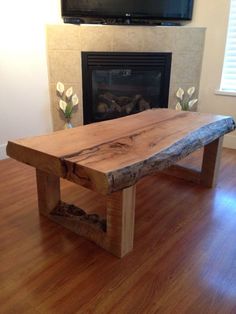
[171,52,203,85]
[49,83,83,131]
[46,25,81,50]
[111,26,145,51]
[80,25,113,51]
[172,27,206,53]
[139,27,175,52]
[47,50,82,84]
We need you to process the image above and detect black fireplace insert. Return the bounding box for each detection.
[82,52,172,124]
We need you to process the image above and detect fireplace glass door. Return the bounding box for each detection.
[82,52,171,124]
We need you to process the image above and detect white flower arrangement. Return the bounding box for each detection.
[56,82,79,122]
[175,87,198,111]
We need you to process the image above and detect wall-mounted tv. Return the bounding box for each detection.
[61,0,194,22]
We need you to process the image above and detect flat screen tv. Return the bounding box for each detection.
[61,0,194,22]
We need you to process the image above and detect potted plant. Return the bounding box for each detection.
[175,87,198,111]
[56,82,79,128]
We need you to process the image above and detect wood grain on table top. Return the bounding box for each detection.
[7,109,235,194]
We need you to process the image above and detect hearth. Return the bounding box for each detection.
[82,52,172,124]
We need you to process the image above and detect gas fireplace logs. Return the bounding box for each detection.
[97,92,150,115]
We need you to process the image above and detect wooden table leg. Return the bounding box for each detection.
[106,185,136,258]
[48,185,136,258]
[200,137,223,187]
[36,168,136,257]
[36,169,61,216]
[161,137,224,189]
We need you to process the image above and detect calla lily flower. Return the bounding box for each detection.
[176,88,184,100]
[59,100,67,113]
[72,94,79,106]
[56,82,78,126]
[175,102,182,111]
[56,82,64,95]
[188,98,198,108]
[187,87,195,97]
[175,86,198,112]
[66,87,73,99]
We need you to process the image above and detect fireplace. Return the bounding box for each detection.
[82,52,172,124]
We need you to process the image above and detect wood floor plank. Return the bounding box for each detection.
[1,149,236,313]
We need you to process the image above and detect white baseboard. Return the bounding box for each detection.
[223,134,236,149]
[0,144,7,160]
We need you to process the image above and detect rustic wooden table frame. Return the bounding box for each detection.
[35,137,222,258]
[7,110,235,258]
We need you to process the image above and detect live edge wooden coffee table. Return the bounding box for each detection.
[7,109,235,257]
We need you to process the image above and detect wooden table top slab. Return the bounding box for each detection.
[7,109,235,195]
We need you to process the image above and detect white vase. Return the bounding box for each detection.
[64,120,73,129]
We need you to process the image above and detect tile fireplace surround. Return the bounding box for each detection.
[46,25,205,130]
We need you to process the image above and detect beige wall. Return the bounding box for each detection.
[189,0,236,148]
[1,0,235,160]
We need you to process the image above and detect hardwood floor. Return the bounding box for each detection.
[1,148,236,313]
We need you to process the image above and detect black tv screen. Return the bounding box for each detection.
[61,0,194,21]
